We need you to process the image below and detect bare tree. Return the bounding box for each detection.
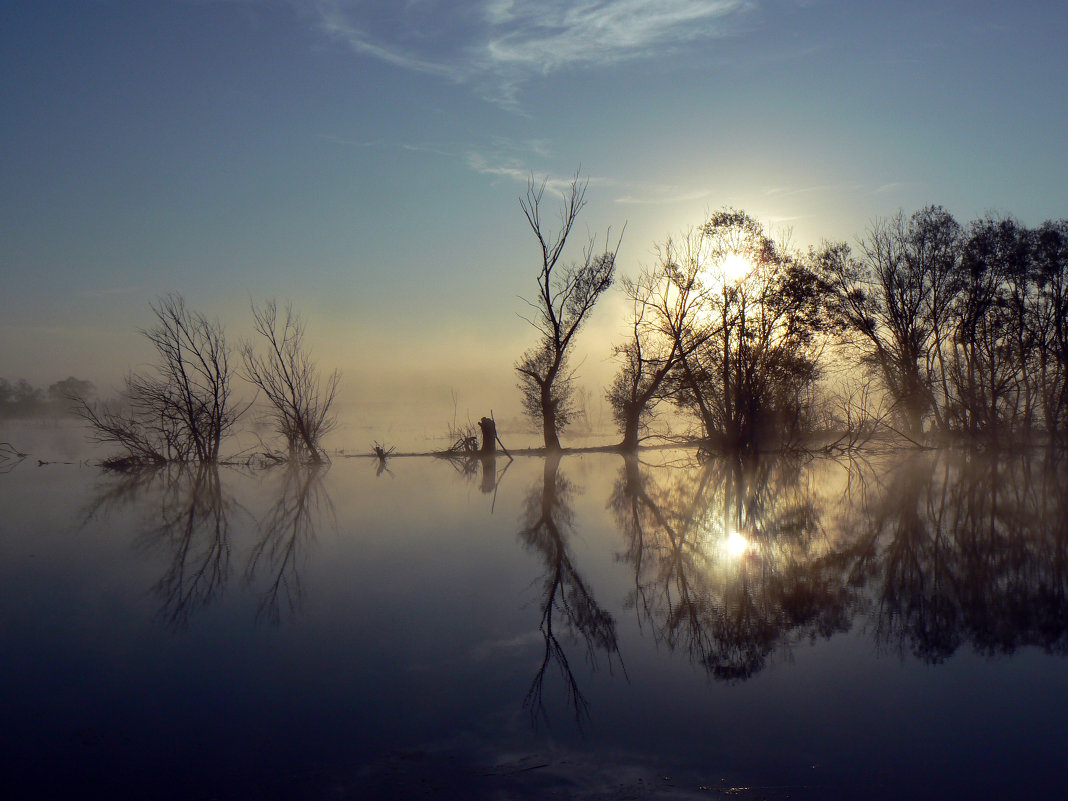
[242,300,340,463]
[78,294,241,465]
[946,216,1031,441]
[607,235,712,451]
[817,207,962,438]
[1032,220,1068,434]
[516,172,621,451]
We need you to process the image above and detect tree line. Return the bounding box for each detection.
[0,376,95,419]
[70,171,1068,466]
[516,172,1068,452]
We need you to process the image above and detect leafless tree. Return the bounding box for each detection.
[242,300,340,463]
[78,294,241,464]
[608,232,718,451]
[945,216,1031,441]
[817,207,962,438]
[515,171,621,451]
[1032,220,1068,434]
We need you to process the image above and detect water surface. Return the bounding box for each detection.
[3,441,1067,799]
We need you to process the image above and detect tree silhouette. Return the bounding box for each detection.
[665,210,829,451]
[607,234,714,451]
[78,294,242,465]
[817,207,962,438]
[515,172,620,451]
[242,299,340,463]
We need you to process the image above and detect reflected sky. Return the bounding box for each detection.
[2,449,1068,799]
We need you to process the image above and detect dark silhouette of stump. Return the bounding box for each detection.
[478,417,497,455]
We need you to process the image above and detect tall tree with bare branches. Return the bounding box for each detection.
[607,233,714,451]
[78,294,241,464]
[515,171,621,451]
[242,300,340,463]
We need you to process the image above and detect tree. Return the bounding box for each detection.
[78,294,241,465]
[242,300,340,463]
[0,378,44,418]
[515,172,621,451]
[817,206,962,437]
[947,216,1032,440]
[669,210,828,451]
[607,233,715,451]
[48,377,95,415]
[1031,220,1068,434]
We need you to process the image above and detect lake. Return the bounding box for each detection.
[2,431,1068,799]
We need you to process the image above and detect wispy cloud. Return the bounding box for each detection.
[308,0,755,104]
[481,0,751,70]
[765,182,864,198]
[466,149,717,208]
[313,0,470,81]
[320,133,458,158]
[78,287,142,298]
[464,151,585,195]
[615,188,710,205]
[873,181,925,194]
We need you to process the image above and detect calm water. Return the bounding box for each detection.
[2,435,1068,799]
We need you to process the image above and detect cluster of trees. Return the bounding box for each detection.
[0,376,95,419]
[62,173,1068,464]
[79,294,339,466]
[514,175,1068,452]
[817,210,1068,443]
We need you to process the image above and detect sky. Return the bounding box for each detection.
[3,0,1068,438]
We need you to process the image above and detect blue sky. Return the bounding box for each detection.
[3,1,1067,428]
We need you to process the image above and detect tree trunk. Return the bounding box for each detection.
[478,417,497,455]
[543,413,561,451]
[541,384,562,451]
[619,406,640,452]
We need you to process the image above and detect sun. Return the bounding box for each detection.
[726,530,749,556]
[719,252,753,283]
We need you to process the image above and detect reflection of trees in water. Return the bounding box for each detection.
[519,454,622,724]
[246,462,333,624]
[611,454,852,681]
[85,465,237,629]
[844,450,1068,662]
[612,449,1068,679]
[86,462,334,628]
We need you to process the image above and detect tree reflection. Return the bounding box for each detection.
[246,462,333,624]
[85,464,237,629]
[84,461,335,628]
[843,450,1068,661]
[611,448,1068,679]
[610,454,854,680]
[519,454,621,724]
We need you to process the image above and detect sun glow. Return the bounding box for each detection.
[719,252,753,283]
[726,530,750,556]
